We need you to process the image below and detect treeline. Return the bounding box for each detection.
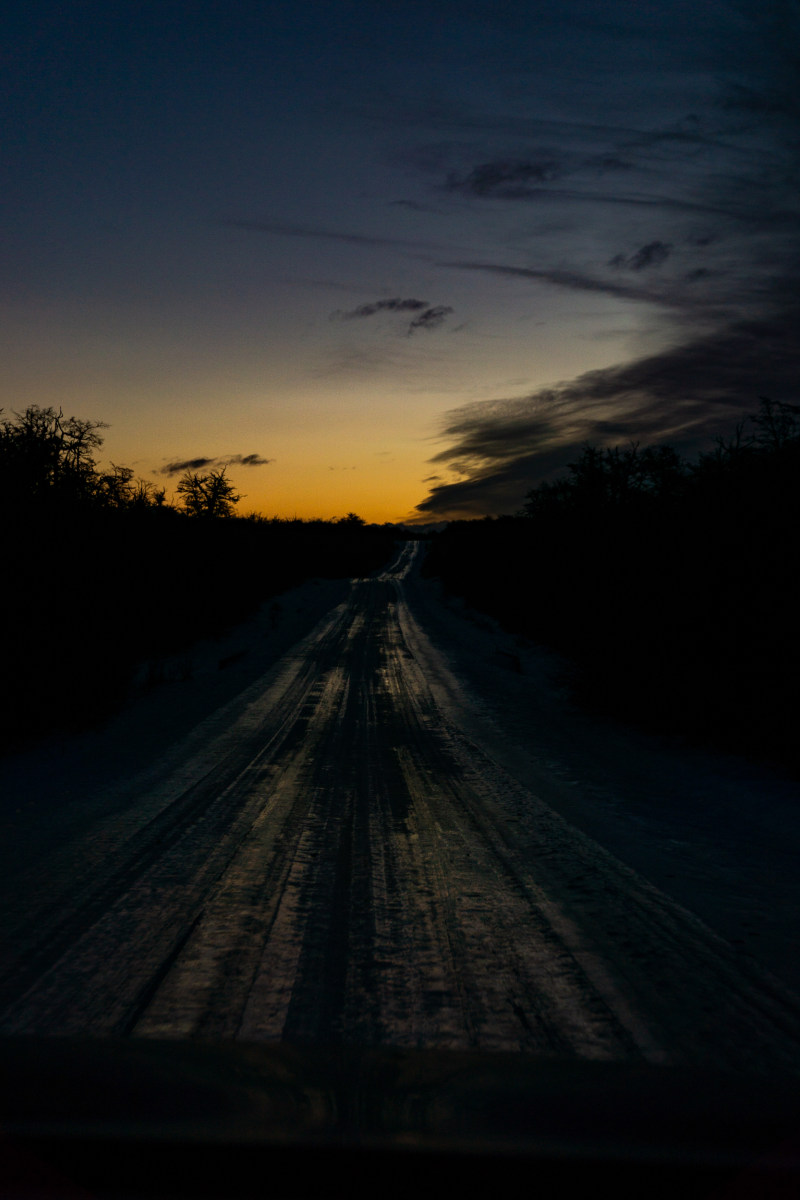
[423,398,800,770]
[1,406,396,747]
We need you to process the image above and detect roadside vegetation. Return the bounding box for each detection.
[1,406,396,749]
[423,398,800,771]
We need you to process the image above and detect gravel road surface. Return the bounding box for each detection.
[2,543,799,1072]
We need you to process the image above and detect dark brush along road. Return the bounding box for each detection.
[2,542,800,1070]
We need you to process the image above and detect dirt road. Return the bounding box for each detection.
[2,543,799,1070]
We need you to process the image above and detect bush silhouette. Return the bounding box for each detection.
[0,407,397,750]
[424,398,800,771]
[176,467,241,518]
[0,405,106,509]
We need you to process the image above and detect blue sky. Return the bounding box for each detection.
[3,1,797,520]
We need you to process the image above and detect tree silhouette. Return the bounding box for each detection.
[750,396,800,451]
[97,464,166,508]
[0,405,107,507]
[426,397,800,769]
[176,467,241,517]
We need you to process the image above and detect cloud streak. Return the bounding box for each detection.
[331,296,454,335]
[610,241,673,271]
[442,178,754,221]
[437,259,681,307]
[446,156,562,198]
[225,453,272,467]
[410,6,800,522]
[159,457,214,476]
[332,297,429,319]
[221,218,431,252]
[408,304,454,333]
[414,307,800,519]
[159,453,271,476]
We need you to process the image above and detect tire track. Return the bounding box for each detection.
[4,544,800,1074]
[0,600,358,1032]
[383,579,800,1070]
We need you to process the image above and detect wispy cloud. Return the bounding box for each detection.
[159,453,271,476]
[409,3,800,522]
[446,156,562,198]
[220,217,430,252]
[332,297,429,319]
[414,307,800,519]
[159,457,215,476]
[330,296,455,335]
[312,343,401,378]
[442,177,750,220]
[408,304,454,333]
[224,453,272,467]
[610,240,673,270]
[436,259,677,306]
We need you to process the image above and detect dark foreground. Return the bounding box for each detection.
[2,1039,800,1199]
[1,546,800,1070]
[3,543,800,1196]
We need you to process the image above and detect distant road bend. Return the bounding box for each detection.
[2,542,800,1070]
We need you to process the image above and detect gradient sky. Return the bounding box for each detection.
[3,1,798,521]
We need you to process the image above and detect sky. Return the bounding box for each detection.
[3,1,798,522]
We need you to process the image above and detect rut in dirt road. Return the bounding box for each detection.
[3,543,800,1072]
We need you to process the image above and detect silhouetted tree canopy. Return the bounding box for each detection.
[424,397,800,771]
[0,405,397,749]
[0,405,107,508]
[176,467,241,518]
[97,464,166,508]
[0,405,168,513]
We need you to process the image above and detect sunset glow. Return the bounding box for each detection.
[4,1,797,521]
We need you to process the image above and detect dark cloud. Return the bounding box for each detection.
[331,297,454,335]
[224,453,272,467]
[446,157,561,198]
[333,298,429,320]
[160,453,271,476]
[159,457,215,476]
[408,304,454,333]
[414,309,800,519]
[422,127,750,221]
[610,241,673,271]
[437,259,679,306]
[410,95,779,226]
[443,176,742,219]
[407,4,800,524]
